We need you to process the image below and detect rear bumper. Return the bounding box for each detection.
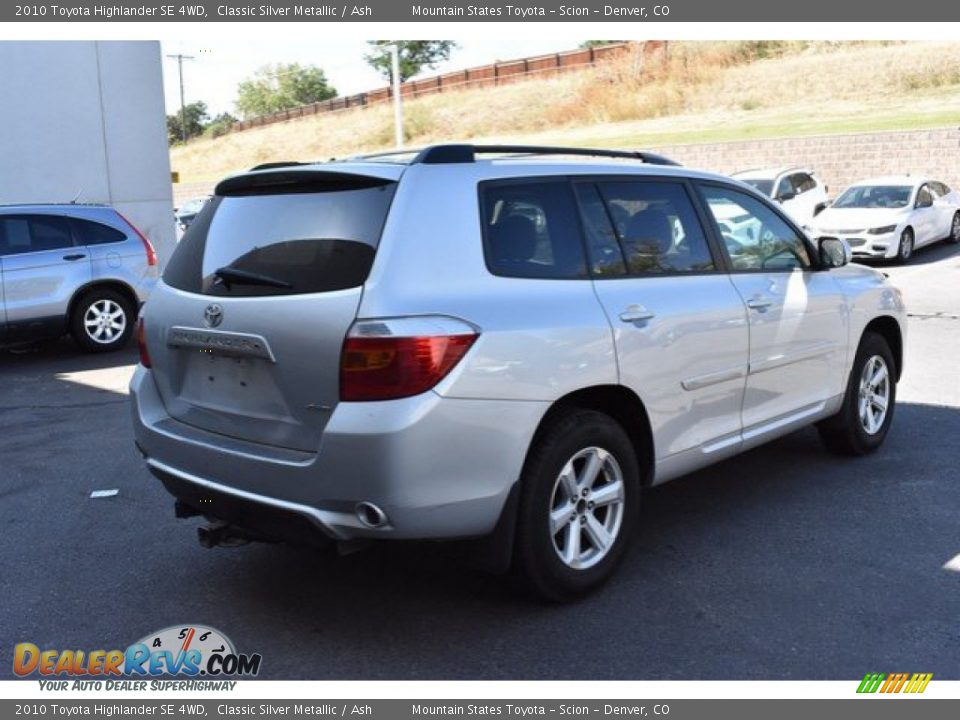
[130,365,547,542]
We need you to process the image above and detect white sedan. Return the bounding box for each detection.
[809,176,960,263]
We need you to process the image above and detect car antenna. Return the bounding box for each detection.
[69,188,83,204]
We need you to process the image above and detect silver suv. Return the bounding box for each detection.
[131,145,906,600]
[0,204,158,352]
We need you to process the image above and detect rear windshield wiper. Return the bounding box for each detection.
[213,267,293,290]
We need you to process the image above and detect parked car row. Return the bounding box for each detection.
[2,161,956,362]
[732,168,960,263]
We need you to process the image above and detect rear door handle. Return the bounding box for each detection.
[746,296,773,311]
[619,305,656,324]
[62,253,86,261]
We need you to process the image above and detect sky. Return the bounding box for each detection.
[160,38,585,118]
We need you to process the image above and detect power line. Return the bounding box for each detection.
[166,53,196,142]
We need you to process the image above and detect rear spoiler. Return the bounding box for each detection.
[215,170,394,196]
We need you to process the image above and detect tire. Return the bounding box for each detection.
[70,288,135,353]
[817,332,896,456]
[948,212,960,244]
[512,409,641,602]
[894,227,914,263]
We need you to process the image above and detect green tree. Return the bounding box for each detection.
[204,112,237,139]
[364,41,458,83]
[166,101,209,145]
[235,63,337,119]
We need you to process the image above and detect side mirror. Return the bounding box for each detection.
[819,237,851,268]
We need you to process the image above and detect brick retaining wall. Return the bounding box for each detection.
[651,127,960,195]
[172,126,960,207]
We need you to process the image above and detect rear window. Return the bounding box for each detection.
[480,181,587,279]
[163,173,396,296]
[71,218,126,245]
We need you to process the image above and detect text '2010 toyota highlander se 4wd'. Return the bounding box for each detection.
[131,145,906,600]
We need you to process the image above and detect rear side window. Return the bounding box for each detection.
[592,181,716,275]
[481,181,587,279]
[573,184,627,277]
[164,174,397,297]
[72,218,126,245]
[0,215,74,255]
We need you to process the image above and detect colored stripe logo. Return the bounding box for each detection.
[857,672,933,694]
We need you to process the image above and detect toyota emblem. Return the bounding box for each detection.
[203,304,224,328]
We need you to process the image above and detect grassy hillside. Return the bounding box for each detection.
[170,41,960,183]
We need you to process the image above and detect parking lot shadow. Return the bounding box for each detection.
[860,238,960,268]
[0,336,137,375]
[1,338,957,680]
[131,400,958,680]
[0,338,137,409]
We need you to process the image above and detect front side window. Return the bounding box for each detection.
[0,215,74,256]
[593,181,716,275]
[916,185,934,207]
[793,173,816,194]
[737,178,774,197]
[481,181,587,279]
[775,175,796,199]
[699,184,812,272]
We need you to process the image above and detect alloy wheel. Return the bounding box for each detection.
[83,299,126,344]
[858,355,890,435]
[549,446,625,570]
[899,230,914,260]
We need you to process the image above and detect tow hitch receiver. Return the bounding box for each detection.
[197,522,264,548]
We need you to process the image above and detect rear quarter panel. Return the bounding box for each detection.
[87,236,156,303]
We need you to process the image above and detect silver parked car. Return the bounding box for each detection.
[131,145,907,600]
[0,204,158,352]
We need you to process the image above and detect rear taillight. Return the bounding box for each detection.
[116,210,158,267]
[340,317,478,402]
[137,319,152,368]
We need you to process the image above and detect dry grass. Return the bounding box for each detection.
[171,41,960,183]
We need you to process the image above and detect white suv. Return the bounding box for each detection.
[733,167,829,227]
[131,145,906,601]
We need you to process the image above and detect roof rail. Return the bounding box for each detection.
[249,161,309,171]
[410,144,681,166]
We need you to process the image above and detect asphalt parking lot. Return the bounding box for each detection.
[2,242,959,681]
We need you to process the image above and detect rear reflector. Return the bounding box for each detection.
[137,319,152,368]
[340,317,478,401]
[116,210,158,267]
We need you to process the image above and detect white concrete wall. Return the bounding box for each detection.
[0,41,176,264]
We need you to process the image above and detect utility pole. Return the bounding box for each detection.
[385,44,404,149]
[166,53,195,143]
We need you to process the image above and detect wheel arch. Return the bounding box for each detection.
[863,316,903,381]
[67,279,139,322]
[530,384,656,487]
[474,384,655,576]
